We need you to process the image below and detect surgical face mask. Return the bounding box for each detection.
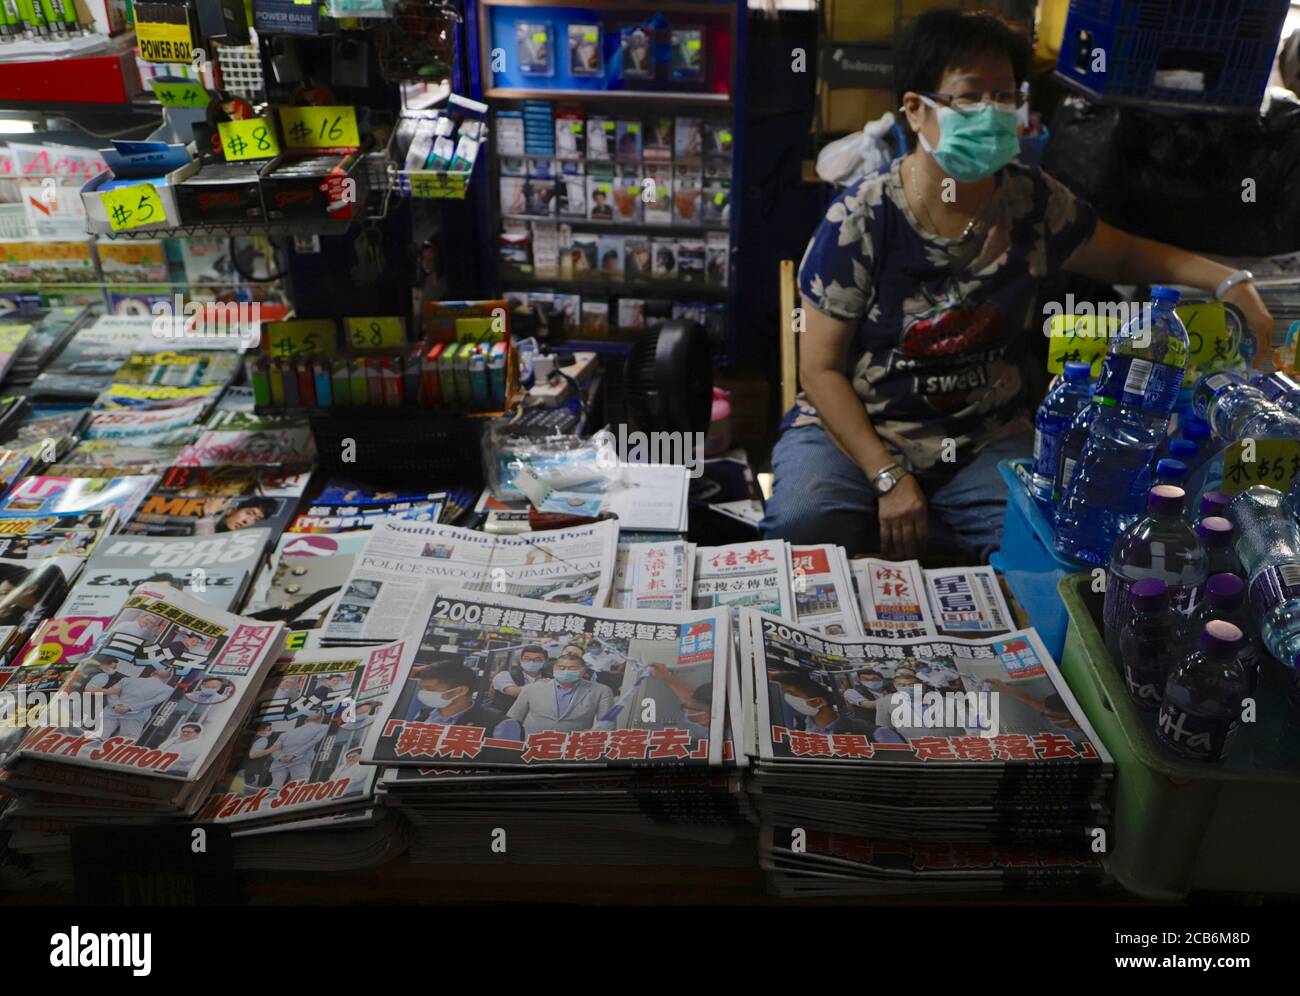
[865,680,884,691]
[783,693,820,717]
[520,658,546,674]
[918,96,1019,183]
[417,688,455,709]
[554,669,582,684]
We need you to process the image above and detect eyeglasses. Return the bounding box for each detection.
[923,91,1027,114]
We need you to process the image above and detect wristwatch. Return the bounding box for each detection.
[870,462,910,496]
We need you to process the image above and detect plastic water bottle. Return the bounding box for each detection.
[1167,438,1200,472]
[1290,474,1300,519]
[1225,485,1300,667]
[1154,457,1188,486]
[1102,484,1207,661]
[1199,490,1231,520]
[1251,370,1300,407]
[1197,516,1244,580]
[1156,620,1247,763]
[1179,418,1211,470]
[1050,400,1098,511]
[1055,287,1190,565]
[1206,381,1273,442]
[1186,573,1261,694]
[1031,361,1093,516]
[1119,578,1179,711]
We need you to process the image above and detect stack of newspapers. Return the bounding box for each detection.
[739,613,1114,897]
[0,587,284,854]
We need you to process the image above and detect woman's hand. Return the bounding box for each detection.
[1221,282,1274,370]
[878,474,927,560]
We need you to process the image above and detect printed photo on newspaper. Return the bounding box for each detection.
[742,610,1111,766]
[323,519,619,642]
[365,588,730,769]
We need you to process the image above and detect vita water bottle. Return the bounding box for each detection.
[1031,361,1093,516]
[1119,578,1179,711]
[1102,484,1207,661]
[1156,620,1247,763]
[1197,516,1243,580]
[1225,485,1300,667]
[1186,573,1261,695]
[1055,287,1190,565]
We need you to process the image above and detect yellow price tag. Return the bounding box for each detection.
[346,316,406,350]
[102,183,166,232]
[583,31,597,42]
[409,173,467,199]
[1045,313,1119,375]
[264,320,338,358]
[1220,437,1300,496]
[627,123,640,134]
[151,80,208,108]
[219,118,281,161]
[1177,301,1236,383]
[718,129,732,144]
[532,32,546,42]
[136,19,194,63]
[278,105,360,150]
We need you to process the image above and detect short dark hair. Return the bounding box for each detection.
[772,670,830,703]
[218,496,277,530]
[414,659,476,692]
[894,9,1029,109]
[689,682,712,708]
[519,645,548,659]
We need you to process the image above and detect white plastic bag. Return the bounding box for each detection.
[815,111,899,187]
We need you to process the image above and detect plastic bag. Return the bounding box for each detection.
[483,422,621,501]
[815,112,904,187]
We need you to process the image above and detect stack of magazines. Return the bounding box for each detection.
[739,613,1113,897]
[359,587,753,868]
[0,586,285,853]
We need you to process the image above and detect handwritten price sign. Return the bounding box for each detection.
[218,118,280,162]
[102,184,166,232]
[1220,438,1300,496]
[345,316,406,350]
[151,80,209,108]
[277,106,360,150]
[263,320,338,358]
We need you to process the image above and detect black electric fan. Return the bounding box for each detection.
[622,319,713,438]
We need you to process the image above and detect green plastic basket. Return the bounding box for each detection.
[1058,573,1300,900]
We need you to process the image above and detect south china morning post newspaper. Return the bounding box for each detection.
[742,610,1112,766]
[197,641,409,823]
[365,588,730,769]
[9,586,284,781]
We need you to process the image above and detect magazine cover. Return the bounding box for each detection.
[244,532,372,635]
[11,584,284,781]
[364,588,729,768]
[693,541,795,620]
[197,641,409,823]
[83,401,211,439]
[58,528,272,620]
[0,510,116,560]
[923,566,1013,635]
[850,558,938,640]
[0,474,158,525]
[0,555,81,664]
[743,611,1112,766]
[789,545,863,638]
[174,424,317,468]
[323,519,620,642]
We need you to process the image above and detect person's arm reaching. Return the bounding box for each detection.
[800,298,928,559]
[1063,221,1274,368]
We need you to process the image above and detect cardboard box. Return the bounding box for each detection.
[80,161,199,236]
[259,153,367,222]
[818,84,898,134]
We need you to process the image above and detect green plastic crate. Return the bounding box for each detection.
[1058,573,1300,900]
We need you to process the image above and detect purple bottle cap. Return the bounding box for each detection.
[1199,491,1230,517]
[1197,516,1234,547]
[1147,484,1186,516]
[1130,577,1169,611]
[1205,572,1245,608]
[1200,619,1244,656]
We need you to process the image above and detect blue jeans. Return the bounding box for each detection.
[761,423,1033,561]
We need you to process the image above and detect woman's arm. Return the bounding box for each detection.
[1063,220,1274,368]
[799,298,928,559]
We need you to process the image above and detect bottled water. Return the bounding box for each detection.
[1291,474,1300,519]
[1186,573,1261,695]
[1154,457,1188,486]
[1055,287,1190,565]
[1102,484,1207,661]
[1208,382,1273,442]
[1179,418,1211,470]
[1156,620,1247,763]
[1199,490,1231,521]
[1251,370,1300,408]
[1225,485,1300,666]
[1197,516,1243,580]
[1119,578,1178,711]
[1167,438,1200,472]
[1031,361,1093,516]
[1237,408,1300,444]
[1050,399,1098,510]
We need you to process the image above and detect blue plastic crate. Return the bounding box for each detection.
[989,459,1082,659]
[1055,0,1291,114]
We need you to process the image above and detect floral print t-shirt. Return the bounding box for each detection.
[793,158,1098,473]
